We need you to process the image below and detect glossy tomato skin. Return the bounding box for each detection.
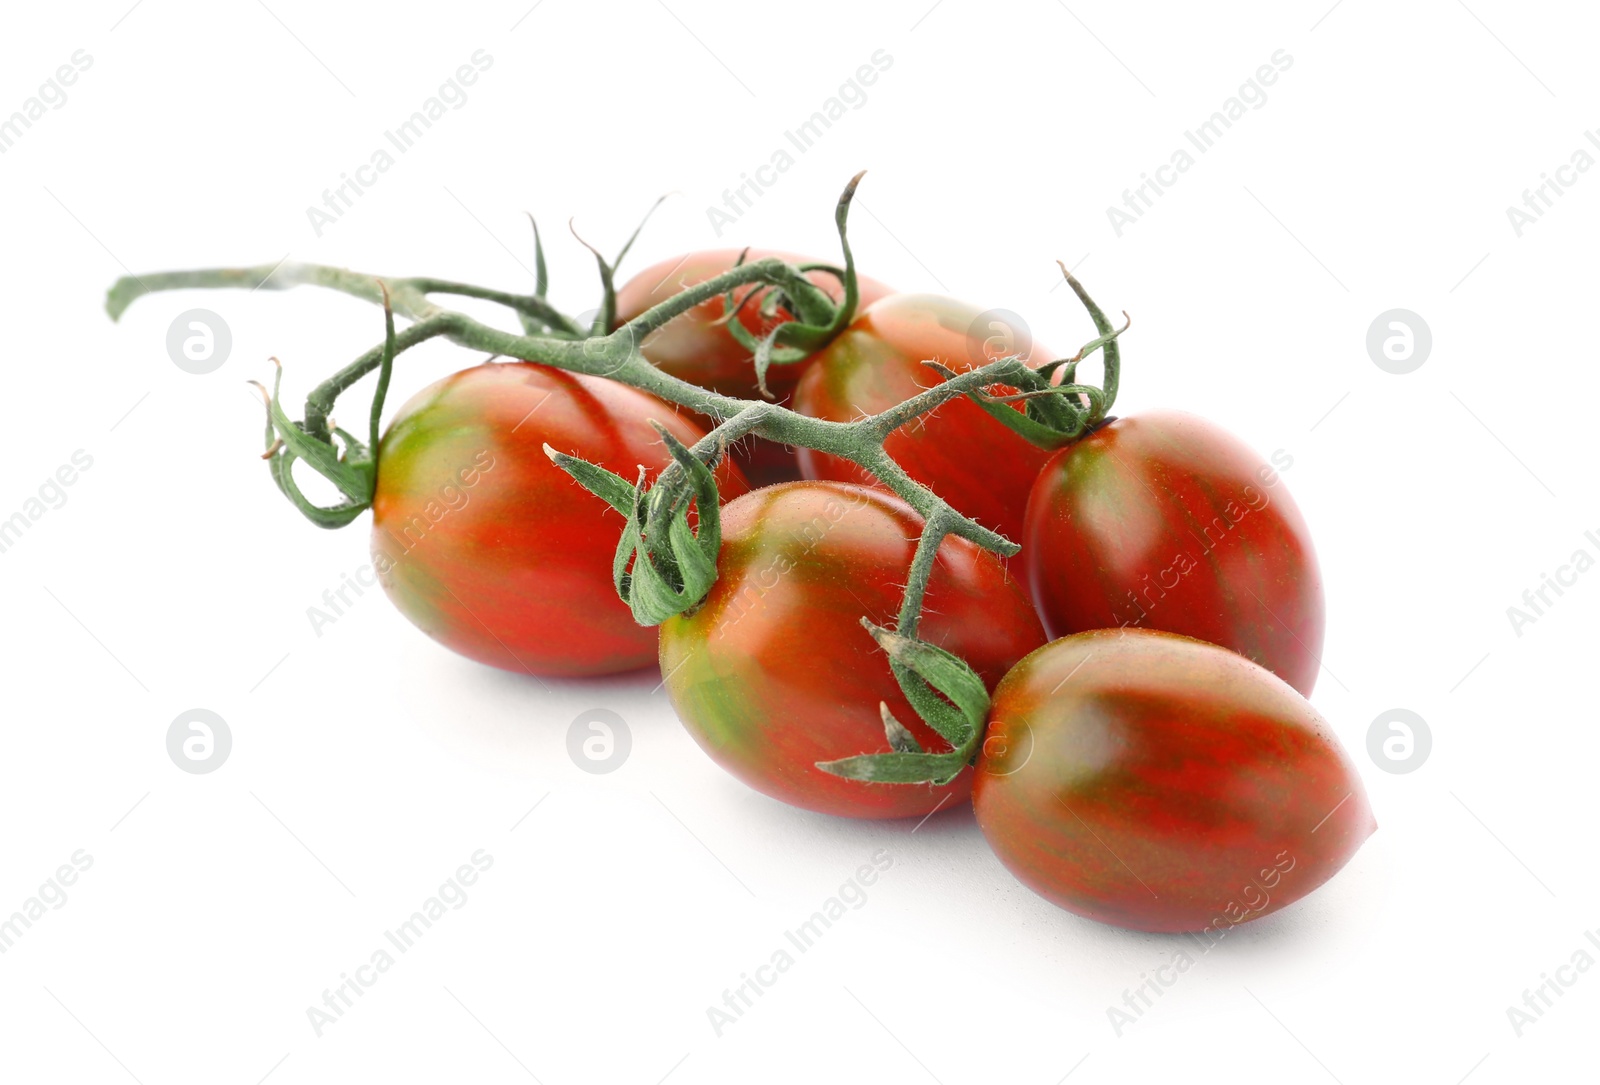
[1024,410,1324,697]
[660,482,1046,819]
[974,629,1374,933]
[614,250,895,486]
[793,293,1058,544]
[371,362,746,677]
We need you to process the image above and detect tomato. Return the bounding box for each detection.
[1023,410,1324,696]
[974,629,1374,933]
[371,362,746,677]
[613,249,894,485]
[659,482,1046,818]
[792,293,1058,543]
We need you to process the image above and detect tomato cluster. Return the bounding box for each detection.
[348,243,1370,934]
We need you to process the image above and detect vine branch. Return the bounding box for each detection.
[105,176,1127,785]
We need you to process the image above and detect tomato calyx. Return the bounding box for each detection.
[545,421,729,626]
[814,501,1003,787]
[717,171,869,399]
[934,264,1131,451]
[246,283,401,529]
[816,619,992,786]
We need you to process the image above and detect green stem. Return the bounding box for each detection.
[106,252,1096,567]
[866,358,1035,441]
[896,509,956,639]
[408,278,585,337]
[107,242,1117,634]
[107,262,403,321]
[307,314,463,439]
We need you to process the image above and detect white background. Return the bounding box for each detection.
[2,1,1596,1081]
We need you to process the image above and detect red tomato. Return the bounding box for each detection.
[613,249,894,485]
[974,629,1374,933]
[1024,410,1324,696]
[792,293,1058,543]
[371,362,746,676]
[659,482,1046,819]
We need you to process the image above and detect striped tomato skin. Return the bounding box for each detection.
[660,482,1045,819]
[974,629,1374,933]
[1023,410,1324,696]
[371,362,746,677]
[793,293,1058,545]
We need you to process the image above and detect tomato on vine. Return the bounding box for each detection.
[793,293,1058,542]
[974,628,1374,932]
[372,361,746,676]
[1023,410,1324,696]
[659,482,1045,819]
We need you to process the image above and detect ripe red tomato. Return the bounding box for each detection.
[614,249,894,485]
[974,629,1374,933]
[659,482,1046,819]
[792,293,1058,543]
[371,362,746,676]
[1023,410,1324,696]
